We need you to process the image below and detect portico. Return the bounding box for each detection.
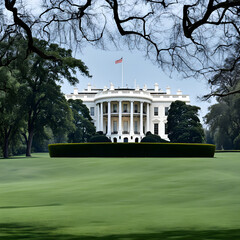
[95,100,150,142]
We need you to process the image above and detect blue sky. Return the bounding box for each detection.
[61,46,216,125]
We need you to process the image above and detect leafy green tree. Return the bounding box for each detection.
[204,55,240,149]
[0,37,90,157]
[67,99,96,143]
[167,101,204,143]
[16,39,89,156]
[0,68,25,158]
[205,91,240,150]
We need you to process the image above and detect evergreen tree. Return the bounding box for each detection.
[167,101,204,143]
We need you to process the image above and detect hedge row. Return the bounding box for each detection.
[48,143,215,158]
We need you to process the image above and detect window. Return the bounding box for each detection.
[154,123,159,135]
[165,107,169,116]
[113,104,117,113]
[123,121,128,132]
[165,123,168,134]
[134,104,138,113]
[154,107,158,116]
[90,107,94,116]
[123,104,128,113]
[134,121,138,133]
[113,121,117,132]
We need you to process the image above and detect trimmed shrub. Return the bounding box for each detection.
[141,133,169,143]
[89,135,112,142]
[141,135,158,142]
[48,143,215,158]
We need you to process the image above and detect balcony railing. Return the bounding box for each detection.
[111,131,118,134]
[122,131,129,134]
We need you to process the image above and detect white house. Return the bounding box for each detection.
[65,83,190,142]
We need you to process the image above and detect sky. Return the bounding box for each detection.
[17,0,216,125]
[61,46,216,125]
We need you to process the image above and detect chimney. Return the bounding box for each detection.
[143,84,147,91]
[110,82,114,90]
[177,89,182,95]
[166,87,171,94]
[87,83,91,91]
[154,83,159,92]
[73,87,78,95]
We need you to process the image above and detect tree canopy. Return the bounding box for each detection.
[0,37,91,157]
[68,99,96,143]
[1,0,240,97]
[205,74,240,149]
[167,100,204,143]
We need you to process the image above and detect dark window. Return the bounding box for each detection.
[154,123,159,135]
[90,107,94,116]
[123,104,128,113]
[113,104,117,113]
[124,137,128,142]
[134,104,138,113]
[135,138,139,143]
[154,107,158,116]
[165,107,169,116]
[113,138,117,143]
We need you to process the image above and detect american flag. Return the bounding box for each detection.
[115,58,123,64]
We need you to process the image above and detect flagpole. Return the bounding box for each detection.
[122,57,123,88]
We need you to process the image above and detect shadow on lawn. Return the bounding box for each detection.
[1,223,240,240]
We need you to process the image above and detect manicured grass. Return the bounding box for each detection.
[0,152,240,239]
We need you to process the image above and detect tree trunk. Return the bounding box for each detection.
[26,130,34,157]
[3,135,9,158]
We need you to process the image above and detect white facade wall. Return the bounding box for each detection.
[65,84,190,142]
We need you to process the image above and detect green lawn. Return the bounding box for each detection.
[0,152,240,239]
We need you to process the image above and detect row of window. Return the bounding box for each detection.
[106,122,168,136]
[108,121,141,132]
[154,107,169,116]
[90,106,169,117]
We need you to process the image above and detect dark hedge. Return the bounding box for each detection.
[89,135,112,142]
[48,143,215,158]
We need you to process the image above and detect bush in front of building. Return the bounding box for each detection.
[48,143,215,158]
[141,131,169,143]
[89,132,112,142]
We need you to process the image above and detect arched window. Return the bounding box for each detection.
[113,137,117,143]
[135,138,139,143]
[124,137,128,143]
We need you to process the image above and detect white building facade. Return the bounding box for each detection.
[65,83,190,143]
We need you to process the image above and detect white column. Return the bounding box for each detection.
[147,103,150,132]
[140,102,143,136]
[130,101,134,135]
[96,104,99,131]
[118,101,122,135]
[100,102,103,131]
[107,101,111,135]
